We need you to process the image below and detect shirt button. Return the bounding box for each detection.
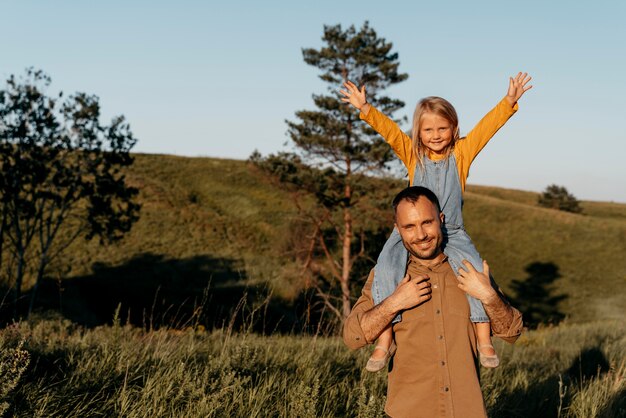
[444,387,449,392]
[433,284,438,289]
[436,309,441,314]
[356,337,360,341]
[438,335,443,340]
[441,361,446,366]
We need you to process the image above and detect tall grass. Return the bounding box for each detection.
[0,327,30,416]
[1,315,623,417]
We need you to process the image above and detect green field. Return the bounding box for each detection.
[2,154,626,417]
[27,154,626,329]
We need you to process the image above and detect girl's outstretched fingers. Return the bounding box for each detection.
[506,71,533,105]
[339,80,367,110]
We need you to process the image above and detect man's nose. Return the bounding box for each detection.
[414,226,427,240]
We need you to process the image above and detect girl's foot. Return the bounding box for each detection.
[477,343,499,368]
[366,342,396,372]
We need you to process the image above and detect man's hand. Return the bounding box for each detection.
[505,72,533,106]
[358,273,431,343]
[389,273,432,311]
[456,260,498,303]
[340,80,369,112]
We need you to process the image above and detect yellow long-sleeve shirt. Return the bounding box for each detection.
[360,97,518,191]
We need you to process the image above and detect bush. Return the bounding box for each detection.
[538,184,583,213]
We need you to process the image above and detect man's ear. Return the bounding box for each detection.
[439,212,445,223]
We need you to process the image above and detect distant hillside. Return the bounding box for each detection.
[32,155,626,327]
[463,185,626,322]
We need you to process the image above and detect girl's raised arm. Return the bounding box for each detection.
[462,72,533,157]
[455,72,533,191]
[339,80,413,171]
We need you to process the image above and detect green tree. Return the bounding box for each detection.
[538,184,582,214]
[0,69,140,317]
[509,262,567,328]
[252,22,407,321]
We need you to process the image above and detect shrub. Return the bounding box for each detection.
[538,184,583,213]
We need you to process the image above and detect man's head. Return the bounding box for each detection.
[393,186,444,261]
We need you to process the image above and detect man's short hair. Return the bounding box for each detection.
[392,186,442,217]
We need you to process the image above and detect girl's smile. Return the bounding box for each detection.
[419,112,453,156]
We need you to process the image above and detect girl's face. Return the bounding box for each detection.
[419,112,454,156]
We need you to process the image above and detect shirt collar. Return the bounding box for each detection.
[409,253,449,271]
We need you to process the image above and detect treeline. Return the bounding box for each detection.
[0,69,139,320]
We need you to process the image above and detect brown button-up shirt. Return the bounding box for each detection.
[343,256,523,418]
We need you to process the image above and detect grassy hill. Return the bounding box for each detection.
[463,186,626,323]
[27,154,626,328]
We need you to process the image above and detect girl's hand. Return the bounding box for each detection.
[506,72,533,106]
[340,80,368,111]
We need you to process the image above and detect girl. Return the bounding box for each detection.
[340,72,532,371]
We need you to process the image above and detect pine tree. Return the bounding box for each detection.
[252,22,407,321]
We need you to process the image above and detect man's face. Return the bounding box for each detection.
[394,197,445,260]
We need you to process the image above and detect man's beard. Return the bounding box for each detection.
[403,236,441,260]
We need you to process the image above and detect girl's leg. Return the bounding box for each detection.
[476,322,499,368]
[371,325,393,360]
[463,282,499,368]
[365,228,406,372]
[371,227,409,309]
[463,290,497,365]
[476,322,495,355]
[366,324,395,372]
[444,231,499,367]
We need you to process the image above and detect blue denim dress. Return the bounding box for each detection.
[372,153,489,323]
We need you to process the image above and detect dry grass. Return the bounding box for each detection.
[0,316,623,417]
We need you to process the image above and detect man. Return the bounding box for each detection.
[343,186,523,418]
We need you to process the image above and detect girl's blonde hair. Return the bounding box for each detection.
[411,96,460,172]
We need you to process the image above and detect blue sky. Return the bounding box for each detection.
[1,0,625,202]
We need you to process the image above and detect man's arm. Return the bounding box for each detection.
[343,270,377,350]
[481,289,523,342]
[456,260,524,343]
[343,271,432,350]
[358,287,404,343]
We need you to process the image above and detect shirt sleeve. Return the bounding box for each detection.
[342,269,376,350]
[454,97,518,191]
[360,106,415,178]
[490,298,524,344]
